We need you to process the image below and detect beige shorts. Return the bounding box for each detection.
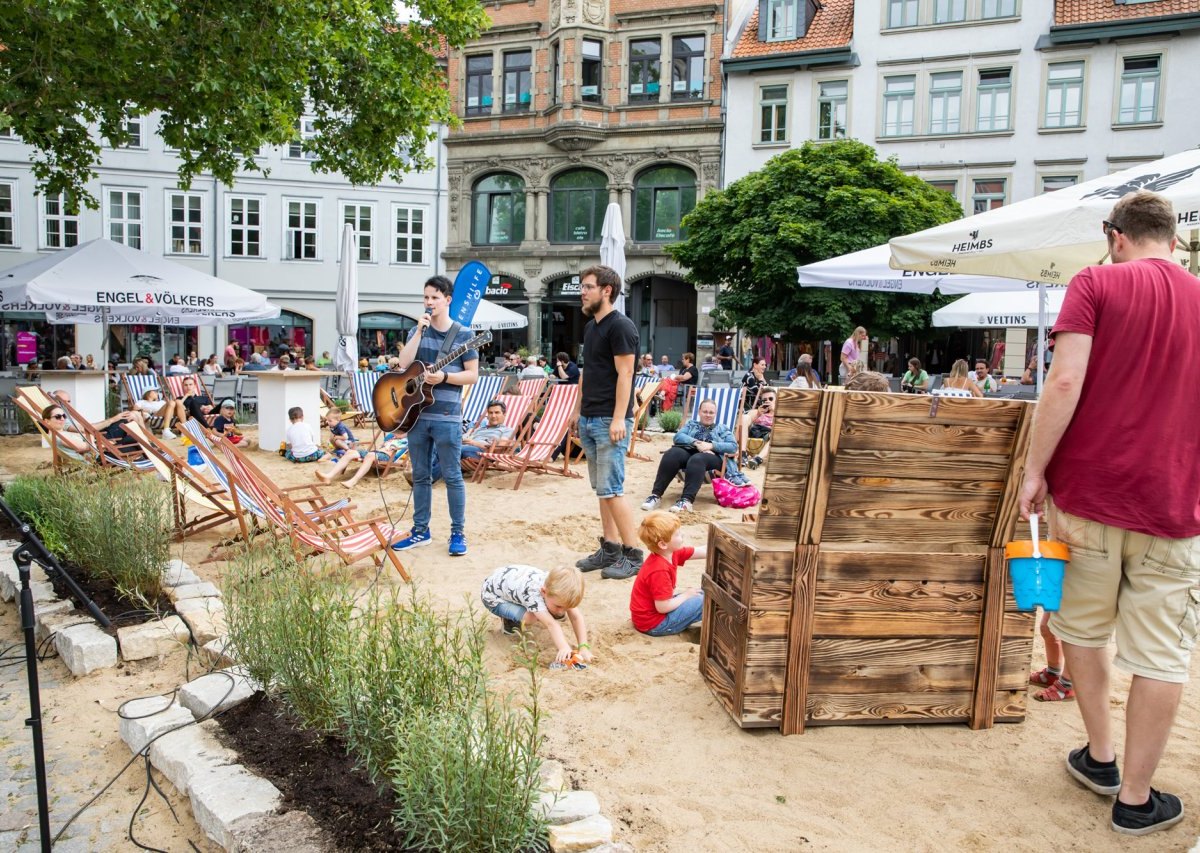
[1047,505,1200,683]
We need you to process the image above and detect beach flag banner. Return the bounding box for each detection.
[450,261,491,327]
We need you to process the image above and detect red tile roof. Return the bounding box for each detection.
[1055,0,1200,27]
[730,0,854,59]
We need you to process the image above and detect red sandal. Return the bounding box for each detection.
[1030,666,1059,686]
[1034,678,1075,702]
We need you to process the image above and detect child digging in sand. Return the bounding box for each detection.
[629,511,706,636]
[284,407,324,463]
[325,408,357,457]
[480,565,593,665]
[315,430,406,487]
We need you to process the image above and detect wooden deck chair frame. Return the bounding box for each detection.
[627,379,661,461]
[473,384,582,489]
[49,397,156,473]
[461,392,533,477]
[11,388,97,473]
[211,437,409,581]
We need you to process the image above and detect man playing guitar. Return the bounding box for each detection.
[391,275,479,556]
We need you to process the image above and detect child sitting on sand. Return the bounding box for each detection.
[284,407,324,463]
[630,511,706,636]
[325,409,357,457]
[480,564,592,665]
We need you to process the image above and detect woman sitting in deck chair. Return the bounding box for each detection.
[740,389,775,470]
[134,388,188,439]
[315,430,407,488]
[639,399,748,513]
[40,403,93,457]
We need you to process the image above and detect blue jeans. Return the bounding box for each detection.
[407,417,466,535]
[578,416,632,498]
[483,598,527,624]
[646,593,704,636]
[430,444,483,484]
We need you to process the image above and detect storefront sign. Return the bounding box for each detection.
[551,275,582,299]
[484,274,526,300]
[15,331,37,364]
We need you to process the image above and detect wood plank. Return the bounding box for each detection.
[747,608,791,640]
[998,636,1035,691]
[743,665,788,695]
[843,393,1028,426]
[830,475,1004,495]
[810,637,979,669]
[700,653,738,723]
[971,547,1008,730]
[994,690,1027,722]
[822,495,998,523]
[781,544,820,735]
[990,401,1035,547]
[797,391,846,545]
[838,421,1017,454]
[772,388,822,420]
[814,579,984,613]
[1004,610,1036,637]
[808,662,978,694]
[833,449,1012,480]
[806,691,973,724]
[739,694,784,727]
[820,517,991,547]
[811,611,982,638]
[819,550,986,583]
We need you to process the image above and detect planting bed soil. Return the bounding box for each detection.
[215,691,416,852]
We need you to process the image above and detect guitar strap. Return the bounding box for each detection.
[434,321,462,365]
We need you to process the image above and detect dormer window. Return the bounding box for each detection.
[759,0,819,43]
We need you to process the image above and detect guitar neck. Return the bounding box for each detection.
[428,332,490,373]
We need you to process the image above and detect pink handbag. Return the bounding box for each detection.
[712,476,761,509]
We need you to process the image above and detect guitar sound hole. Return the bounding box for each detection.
[406,380,417,394]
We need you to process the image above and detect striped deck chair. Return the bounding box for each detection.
[53,398,157,472]
[462,392,533,477]
[122,373,163,425]
[11,388,96,473]
[161,373,187,401]
[211,437,409,581]
[462,373,511,432]
[627,379,661,461]
[686,385,745,479]
[350,371,380,425]
[180,420,351,542]
[472,384,582,489]
[516,376,547,405]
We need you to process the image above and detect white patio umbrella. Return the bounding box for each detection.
[932,290,1067,328]
[797,244,1044,293]
[599,202,627,314]
[889,148,1200,283]
[333,223,360,373]
[470,299,529,331]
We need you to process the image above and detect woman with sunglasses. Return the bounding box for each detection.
[40,404,93,455]
[741,390,776,469]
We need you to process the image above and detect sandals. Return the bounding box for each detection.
[1029,666,1058,686]
[1034,678,1075,702]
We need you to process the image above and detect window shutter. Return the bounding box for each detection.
[758,0,768,41]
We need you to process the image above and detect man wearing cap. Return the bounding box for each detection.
[211,399,242,443]
[1019,190,1200,837]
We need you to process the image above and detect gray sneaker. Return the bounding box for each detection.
[641,494,660,511]
[601,554,639,580]
[622,545,644,568]
[1111,789,1184,836]
[577,538,621,572]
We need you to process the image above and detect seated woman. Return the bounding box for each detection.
[640,399,739,513]
[40,403,92,456]
[936,359,983,398]
[900,358,930,393]
[201,355,223,376]
[788,355,822,390]
[134,388,187,439]
[740,389,775,470]
[315,430,407,488]
[179,375,218,426]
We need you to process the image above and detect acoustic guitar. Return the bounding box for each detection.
[373,330,492,432]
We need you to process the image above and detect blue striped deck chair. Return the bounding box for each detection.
[351,371,380,423]
[634,374,654,393]
[123,373,161,409]
[687,385,745,478]
[462,373,509,432]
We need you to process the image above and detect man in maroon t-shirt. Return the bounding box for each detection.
[1019,191,1200,837]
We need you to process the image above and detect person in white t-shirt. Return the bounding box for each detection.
[971,360,998,394]
[283,406,324,462]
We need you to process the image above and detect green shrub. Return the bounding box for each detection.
[5,472,171,602]
[657,409,683,432]
[225,548,546,852]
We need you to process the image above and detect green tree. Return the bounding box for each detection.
[668,140,963,341]
[0,0,490,207]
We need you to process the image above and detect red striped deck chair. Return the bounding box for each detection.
[472,384,581,489]
[462,392,533,477]
[211,437,409,581]
[516,376,547,406]
[161,373,187,401]
[627,379,661,461]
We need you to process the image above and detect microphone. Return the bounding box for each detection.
[424,307,433,316]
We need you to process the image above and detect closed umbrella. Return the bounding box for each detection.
[333,223,360,373]
[599,202,627,313]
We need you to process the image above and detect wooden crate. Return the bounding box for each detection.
[699,388,1038,734]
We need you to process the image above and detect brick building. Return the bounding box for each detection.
[442,0,726,362]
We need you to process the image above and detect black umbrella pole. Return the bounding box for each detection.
[15,546,53,853]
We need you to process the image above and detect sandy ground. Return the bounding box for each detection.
[0,426,1197,852]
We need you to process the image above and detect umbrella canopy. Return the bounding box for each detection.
[599,202,627,313]
[932,290,1067,329]
[333,223,360,372]
[798,244,1043,293]
[0,237,280,321]
[471,300,529,331]
[889,149,1200,283]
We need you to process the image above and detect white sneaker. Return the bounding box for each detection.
[162,428,177,440]
[670,499,693,513]
[641,495,660,511]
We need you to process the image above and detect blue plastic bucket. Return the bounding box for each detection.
[186,446,204,467]
[1005,513,1070,612]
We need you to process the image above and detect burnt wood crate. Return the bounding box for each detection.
[699,388,1037,734]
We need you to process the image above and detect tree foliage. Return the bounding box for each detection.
[668,140,964,341]
[0,0,490,207]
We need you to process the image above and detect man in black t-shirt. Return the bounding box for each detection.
[717,336,735,370]
[572,265,644,580]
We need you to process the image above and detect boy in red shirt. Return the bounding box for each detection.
[629,511,706,636]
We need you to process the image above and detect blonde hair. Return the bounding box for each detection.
[948,359,971,381]
[544,566,585,609]
[639,510,681,552]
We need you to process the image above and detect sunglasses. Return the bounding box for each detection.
[50,413,66,420]
[1102,219,1124,236]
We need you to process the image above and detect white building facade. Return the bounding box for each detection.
[0,115,447,368]
[724,0,1200,207]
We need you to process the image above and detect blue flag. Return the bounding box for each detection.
[450,261,490,327]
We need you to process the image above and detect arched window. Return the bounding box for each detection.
[472,173,526,245]
[633,165,696,243]
[549,169,607,243]
[358,312,417,358]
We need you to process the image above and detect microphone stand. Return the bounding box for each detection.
[1,497,110,853]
